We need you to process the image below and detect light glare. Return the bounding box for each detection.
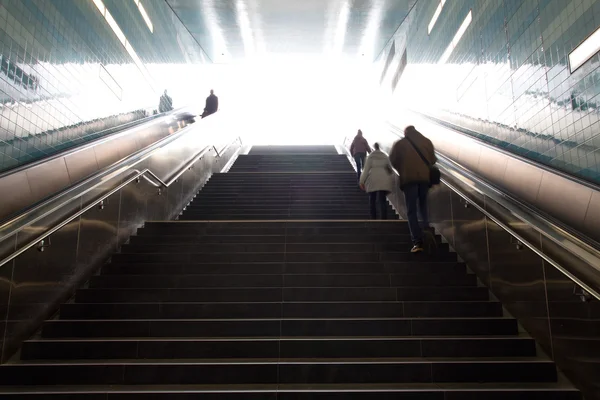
[427,0,446,35]
[569,25,600,72]
[136,1,154,33]
[90,0,157,93]
[439,10,472,64]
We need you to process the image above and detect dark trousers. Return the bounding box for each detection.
[369,190,388,220]
[354,152,366,182]
[403,182,430,245]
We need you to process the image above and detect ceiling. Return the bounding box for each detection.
[165,0,416,63]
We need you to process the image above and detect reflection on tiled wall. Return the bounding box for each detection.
[0,0,208,174]
[385,0,600,185]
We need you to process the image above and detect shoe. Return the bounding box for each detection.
[411,243,424,253]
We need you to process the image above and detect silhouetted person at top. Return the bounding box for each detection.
[350,129,372,183]
[202,89,219,118]
[158,90,173,113]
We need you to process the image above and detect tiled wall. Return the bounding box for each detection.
[0,0,208,173]
[382,0,600,185]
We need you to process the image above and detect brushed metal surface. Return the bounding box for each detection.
[93,140,123,170]
[0,129,240,363]
[428,183,455,248]
[536,171,593,229]
[583,191,600,240]
[502,157,544,205]
[477,145,509,184]
[64,146,100,184]
[457,140,482,171]
[25,158,71,202]
[390,114,600,244]
[116,135,141,161]
[5,218,80,362]
[75,193,120,283]
[486,217,552,353]
[0,170,33,221]
[0,110,198,223]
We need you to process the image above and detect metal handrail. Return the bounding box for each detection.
[0,111,209,238]
[0,103,191,180]
[391,112,600,192]
[0,136,241,269]
[437,155,600,301]
[342,136,600,301]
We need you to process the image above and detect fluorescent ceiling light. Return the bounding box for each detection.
[133,0,153,33]
[104,11,126,45]
[428,0,446,35]
[91,0,157,92]
[569,25,600,72]
[439,9,472,64]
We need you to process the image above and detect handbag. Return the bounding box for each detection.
[406,138,441,186]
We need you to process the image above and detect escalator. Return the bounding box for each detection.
[0,145,585,398]
[0,106,199,223]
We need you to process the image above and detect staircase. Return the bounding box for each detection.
[0,145,580,398]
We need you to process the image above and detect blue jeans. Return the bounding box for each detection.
[354,153,366,182]
[403,182,430,245]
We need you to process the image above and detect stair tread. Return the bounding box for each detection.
[0,382,580,393]
[46,317,513,321]
[8,357,552,365]
[26,336,534,342]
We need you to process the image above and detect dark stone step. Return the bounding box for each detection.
[179,216,397,222]
[119,243,445,255]
[0,386,581,399]
[75,286,488,303]
[111,252,455,264]
[59,301,502,320]
[190,195,369,200]
[0,360,556,385]
[129,234,416,245]
[184,206,395,213]
[137,225,412,236]
[102,261,464,276]
[179,213,398,220]
[142,221,410,229]
[40,318,516,338]
[22,337,536,360]
[88,273,474,289]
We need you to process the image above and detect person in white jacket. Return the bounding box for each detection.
[359,143,395,219]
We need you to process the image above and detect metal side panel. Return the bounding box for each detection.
[502,157,544,205]
[0,171,33,221]
[391,112,600,244]
[25,158,71,202]
[0,134,242,363]
[583,191,600,240]
[0,110,196,223]
[536,171,593,230]
[63,146,100,184]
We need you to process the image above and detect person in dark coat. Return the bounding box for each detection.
[349,129,372,183]
[158,90,173,113]
[389,125,437,253]
[202,90,219,118]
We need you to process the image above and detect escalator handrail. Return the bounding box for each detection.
[0,104,186,179]
[0,135,242,269]
[437,153,600,301]
[399,110,600,193]
[369,133,600,302]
